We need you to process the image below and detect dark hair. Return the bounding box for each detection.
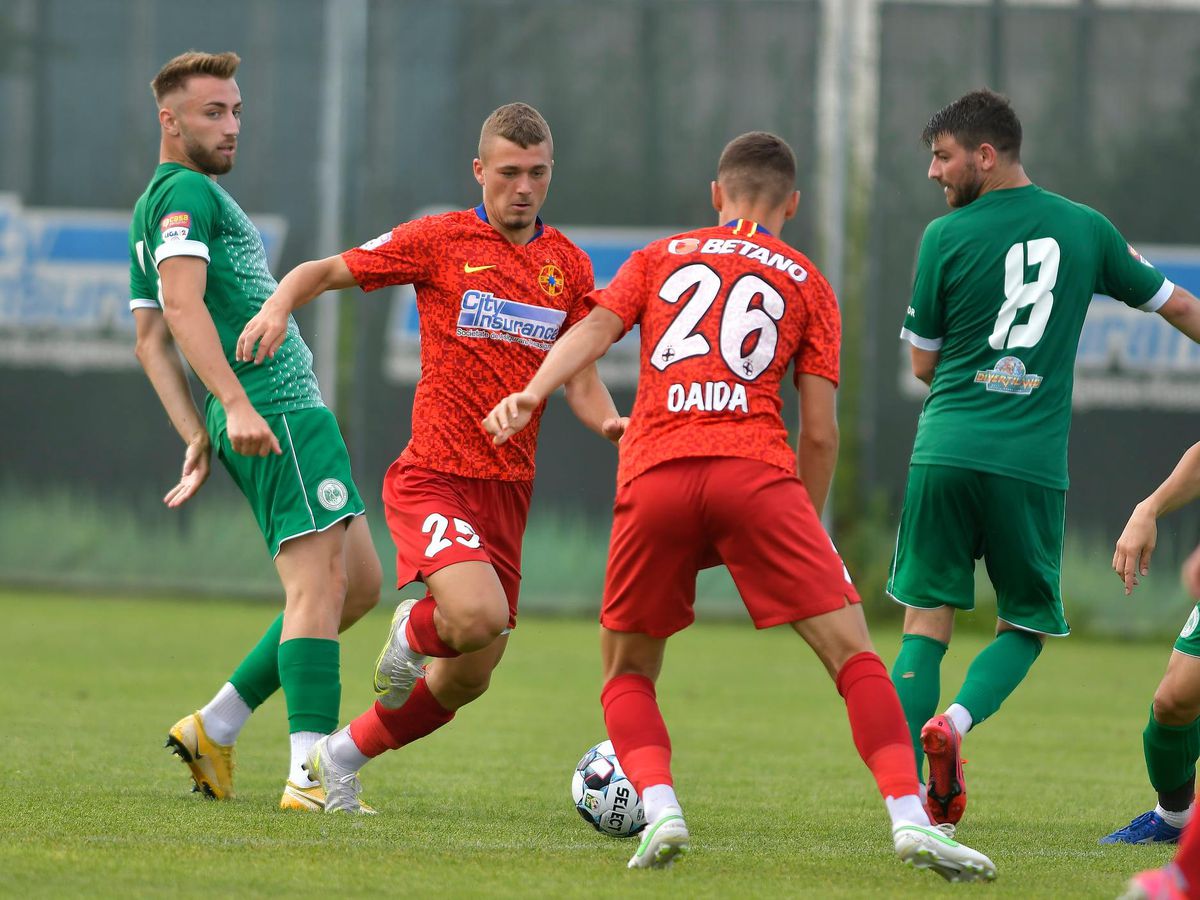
[716,131,796,206]
[151,51,240,103]
[921,89,1022,159]
[479,102,553,158]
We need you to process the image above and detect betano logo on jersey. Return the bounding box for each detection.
[974,356,1043,395]
[456,289,566,351]
[696,237,808,282]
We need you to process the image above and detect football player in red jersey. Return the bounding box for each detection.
[236,103,626,811]
[484,132,996,880]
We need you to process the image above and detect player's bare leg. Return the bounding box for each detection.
[793,603,995,882]
[374,560,508,708]
[598,629,689,869]
[1104,651,1200,844]
[339,515,382,630]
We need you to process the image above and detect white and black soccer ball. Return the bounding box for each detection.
[571,739,646,838]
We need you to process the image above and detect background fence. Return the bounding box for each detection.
[2,0,1198,633]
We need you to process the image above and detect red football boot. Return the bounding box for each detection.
[921,715,967,825]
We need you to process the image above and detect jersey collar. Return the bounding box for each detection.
[475,203,545,242]
[724,218,771,238]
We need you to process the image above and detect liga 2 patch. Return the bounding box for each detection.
[160,211,191,242]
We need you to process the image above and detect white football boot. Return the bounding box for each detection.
[628,814,690,869]
[303,735,375,814]
[893,821,996,882]
[372,598,428,709]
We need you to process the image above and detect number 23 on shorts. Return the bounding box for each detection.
[422,513,482,558]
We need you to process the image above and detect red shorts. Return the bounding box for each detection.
[602,457,859,638]
[382,460,532,628]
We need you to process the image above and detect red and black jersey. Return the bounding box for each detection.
[593,220,840,487]
[343,205,594,481]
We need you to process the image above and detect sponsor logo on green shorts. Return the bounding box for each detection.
[317,478,349,512]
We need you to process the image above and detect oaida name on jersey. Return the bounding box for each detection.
[667,380,749,413]
[670,236,809,283]
[456,289,567,350]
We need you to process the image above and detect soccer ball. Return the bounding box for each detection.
[571,739,646,837]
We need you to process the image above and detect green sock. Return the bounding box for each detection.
[892,634,948,778]
[952,629,1042,726]
[1144,706,1200,809]
[277,637,341,734]
[228,613,284,709]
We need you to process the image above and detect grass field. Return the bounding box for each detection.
[1,590,1184,897]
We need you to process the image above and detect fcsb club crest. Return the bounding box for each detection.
[538,263,564,297]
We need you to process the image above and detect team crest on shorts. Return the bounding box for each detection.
[316,478,349,512]
[1181,606,1199,640]
[538,264,564,297]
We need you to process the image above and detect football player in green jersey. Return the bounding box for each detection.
[129,51,381,811]
[1103,442,1200,847]
[885,89,1200,827]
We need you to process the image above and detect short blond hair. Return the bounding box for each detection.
[478,102,553,159]
[151,51,240,104]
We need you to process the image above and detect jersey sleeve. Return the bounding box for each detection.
[128,221,158,312]
[148,174,220,268]
[899,219,946,350]
[591,249,651,335]
[563,250,596,329]
[794,275,841,387]
[1093,211,1174,312]
[341,219,432,292]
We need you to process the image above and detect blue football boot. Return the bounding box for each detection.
[1100,811,1184,845]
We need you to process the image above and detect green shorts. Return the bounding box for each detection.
[1174,605,1200,657]
[207,403,365,558]
[886,464,1069,636]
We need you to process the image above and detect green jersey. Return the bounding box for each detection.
[901,185,1172,490]
[128,163,322,415]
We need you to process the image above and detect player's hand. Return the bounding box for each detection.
[600,415,630,445]
[482,392,540,446]
[164,433,212,508]
[236,295,291,364]
[1113,504,1157,595]
[225,400,282,457]
[1183,543,1200,600]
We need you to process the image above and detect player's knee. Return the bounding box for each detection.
[341,565,382,629]
[441,602,507,653]
[1153,688,1200,727]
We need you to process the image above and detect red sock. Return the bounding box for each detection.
[601,674,672,794]
[836,651,921,800]
[405,594,461,658]
[347,680,455,757]
[1170,792,1200,896]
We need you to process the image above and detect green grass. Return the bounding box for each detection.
[0,590,1184,897]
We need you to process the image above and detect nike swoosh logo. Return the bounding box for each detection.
[463,263,496,273]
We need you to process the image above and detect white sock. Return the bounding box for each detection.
[944,703,973,736]
[199,683,252,746]
[327,726,371,772]
[1157,803,1192,829]
[289,731,323,787]
[886,794,930,828]
[641,784,682,824]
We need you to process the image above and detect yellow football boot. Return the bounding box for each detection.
[280,780,376,813]
[165,711,235,800]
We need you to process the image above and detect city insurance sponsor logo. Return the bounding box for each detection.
[0,194,285,371]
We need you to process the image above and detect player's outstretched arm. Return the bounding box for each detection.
[236,254,359,364]
[1157,285,1200,344]
[133,307,212,507]
[563,363,628,445]
[1113,440,1200,595]
[159,256,281,458]
[483,307,625,446]
[796,374,839,517]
